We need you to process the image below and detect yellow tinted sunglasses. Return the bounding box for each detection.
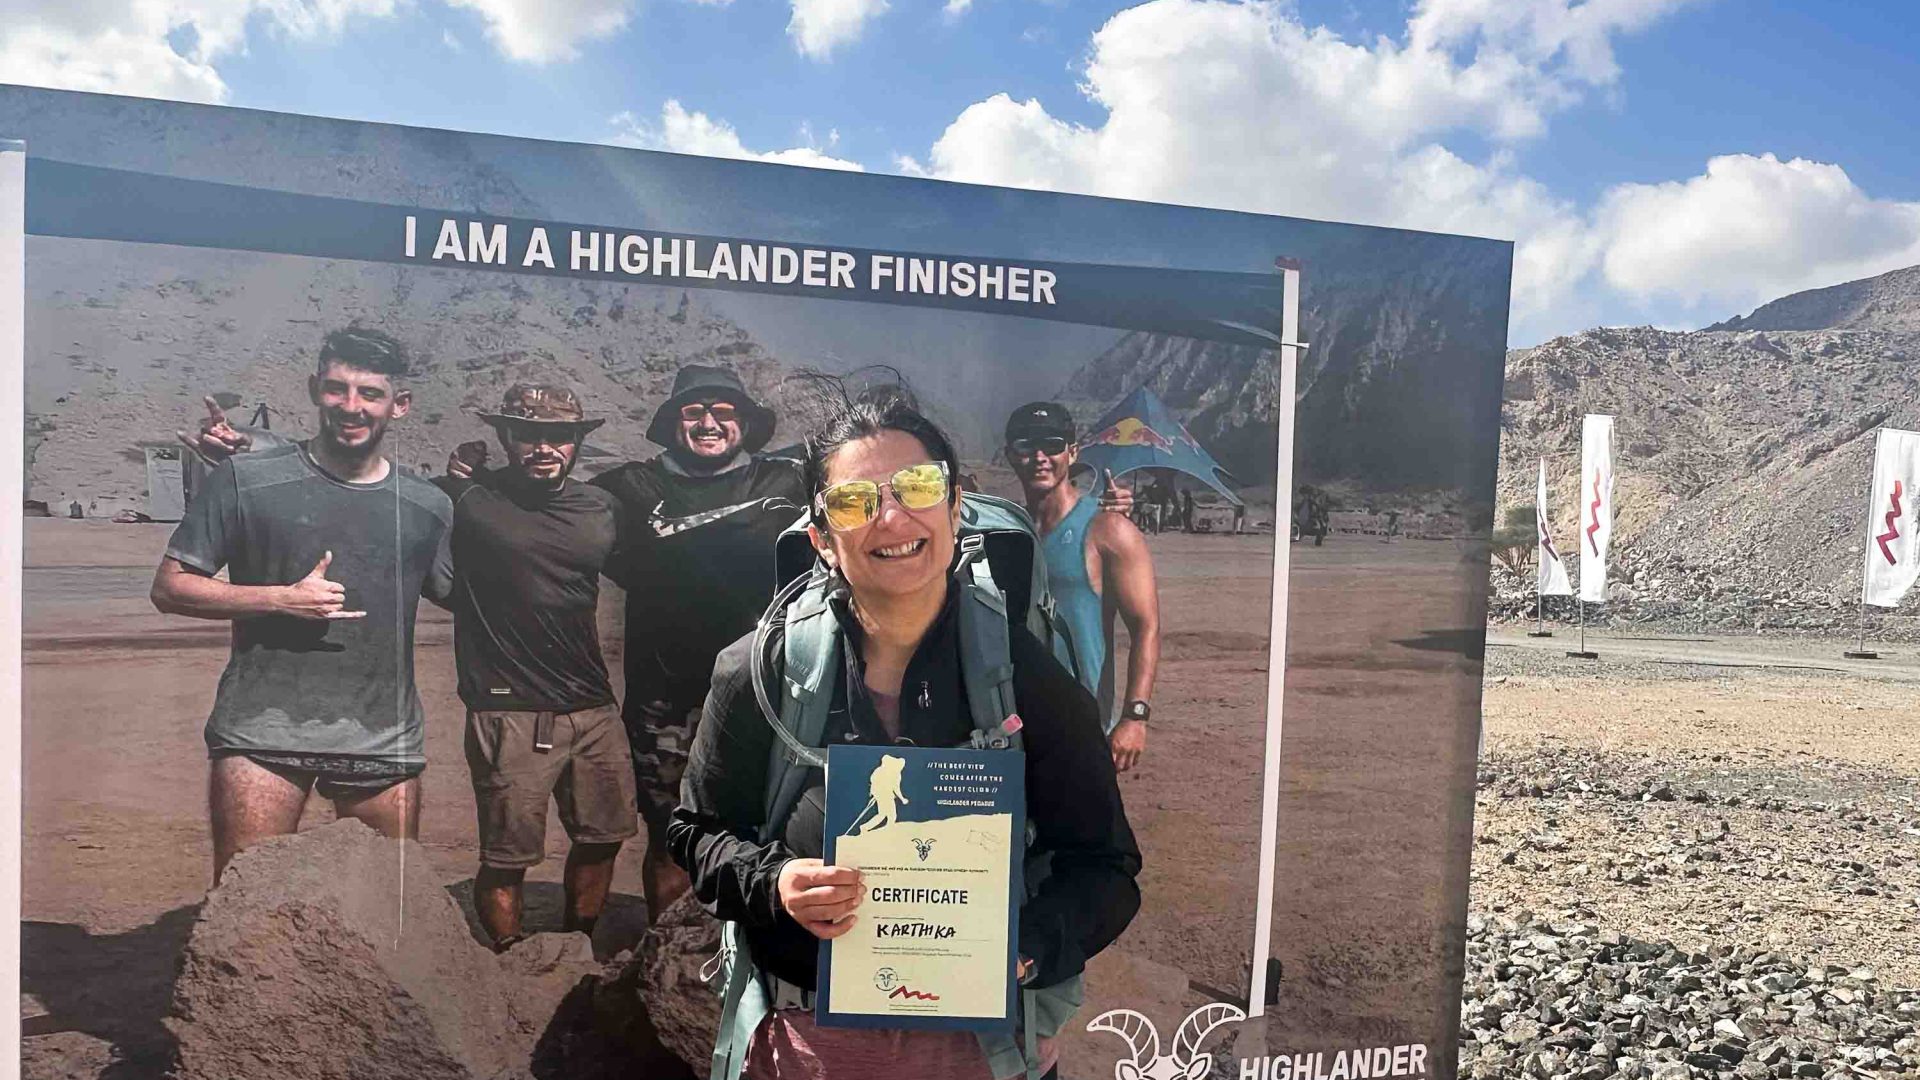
[814,461,952,531]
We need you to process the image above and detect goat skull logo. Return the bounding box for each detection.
[1087,1003,1246,1080]
[912,838,935,861]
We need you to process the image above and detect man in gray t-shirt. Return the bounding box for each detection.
[152,329,452,882]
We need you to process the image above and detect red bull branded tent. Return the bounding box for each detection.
[1079,386,1242,506]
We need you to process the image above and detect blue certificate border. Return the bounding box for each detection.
[817,743,1025,1033]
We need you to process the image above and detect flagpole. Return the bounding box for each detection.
[1845,603,1878,660]
[1567,596,1597,659]
[1845,430,1882,660]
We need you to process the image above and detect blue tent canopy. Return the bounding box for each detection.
[1077,386,1242,506]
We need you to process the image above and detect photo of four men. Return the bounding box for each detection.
[162,324,1181,1077]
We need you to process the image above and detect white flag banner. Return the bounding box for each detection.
[1577,414,1614,603]
[1862,427,1920,608]
[1536,457,1572,596]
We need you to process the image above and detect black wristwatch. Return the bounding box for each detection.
[1123,700,1151,724]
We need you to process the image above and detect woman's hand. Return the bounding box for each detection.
[777,859,864,940]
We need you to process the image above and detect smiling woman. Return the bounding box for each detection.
[666,382,1143,1080]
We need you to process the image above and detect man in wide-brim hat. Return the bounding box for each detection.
[445,381,638,951]
[642,364,775,458]
[591,364,808,921]
[480,382,607,438]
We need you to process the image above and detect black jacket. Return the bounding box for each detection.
[589,454,806,717]
[666,586,1142,992]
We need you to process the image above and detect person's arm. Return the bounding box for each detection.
[151,554,365,621]
[666,635,836,929]
[176,395,294,464]
[151,457,364,621]
[420,516,456,609]
[1091,511,1160,771]
[1011,631,1143,988]
[588,467,642,591]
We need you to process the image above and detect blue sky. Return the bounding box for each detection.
[7,0,1919,344]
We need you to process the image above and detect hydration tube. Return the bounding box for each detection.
[749,567,834,769]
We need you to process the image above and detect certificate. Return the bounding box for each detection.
[816,743,1024,1032]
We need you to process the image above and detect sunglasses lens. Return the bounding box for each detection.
[680,402,739,422]
[891,463,949,510]
[1012,438,1067,456]
[820,482,880,531]
[509,422,567,445]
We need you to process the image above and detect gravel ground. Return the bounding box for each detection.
[1465,641,1920,1078]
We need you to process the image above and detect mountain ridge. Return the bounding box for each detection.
[1495,264,1920,629]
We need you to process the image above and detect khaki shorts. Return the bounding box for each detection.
[465,703,639,870]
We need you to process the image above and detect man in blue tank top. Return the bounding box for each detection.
[1003,402,1161,773]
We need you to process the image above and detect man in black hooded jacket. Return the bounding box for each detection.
[585,366,807,917]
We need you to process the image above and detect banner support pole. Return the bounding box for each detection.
[1845,603,1879,660]
[1567,597,1597,659]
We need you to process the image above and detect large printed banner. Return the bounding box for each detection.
[4,85,1511,1080]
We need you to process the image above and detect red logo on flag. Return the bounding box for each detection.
[1878,479,1905,566]
[1586,471,1604,555]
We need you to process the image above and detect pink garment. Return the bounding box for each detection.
[744,1009,1057,1080]
[870,688,902,740]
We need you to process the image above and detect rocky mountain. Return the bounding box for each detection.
[1496,265,1920,630]
[1056,239,1513,497]
[1708,265,1920,334]
[24,239,792,513]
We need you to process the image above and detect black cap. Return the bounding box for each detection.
[1004,401,1075,444]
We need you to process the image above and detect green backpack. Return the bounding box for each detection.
[706,492,1085,1080]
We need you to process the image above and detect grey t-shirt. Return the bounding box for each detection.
[166,443,454,763]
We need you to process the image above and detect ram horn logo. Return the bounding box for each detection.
[912,837,936,861]
[1087,1002,1246,1080]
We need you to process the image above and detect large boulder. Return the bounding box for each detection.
[167,819,601,1080]
[593,891,720,1074]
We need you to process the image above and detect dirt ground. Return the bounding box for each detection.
[32,517,1457,1079]
[1473,635,1920,993]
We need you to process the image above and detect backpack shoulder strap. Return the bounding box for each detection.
[955,536,1023,751]
[761,580,842,840]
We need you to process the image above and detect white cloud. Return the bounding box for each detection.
[609,102,866,172]
[0,0,396,103]
[444,0,634,63]
[787,0,888,60]
[941,0,973,22]
[916,0,1870,342]
[1595,153,1920,316]
[914,0,1695,337]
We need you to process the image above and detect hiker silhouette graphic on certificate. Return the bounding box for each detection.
[850,754,910,835]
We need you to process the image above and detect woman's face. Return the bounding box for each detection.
[810,429,962,604]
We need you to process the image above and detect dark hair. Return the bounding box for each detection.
[316,328,410,379]
[799,375,960,521]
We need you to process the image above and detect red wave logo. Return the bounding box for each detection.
[1878,479,1905,566]
[1586,471,1604,555]
[889,986,941,1001]
[1539,515,1561,564]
